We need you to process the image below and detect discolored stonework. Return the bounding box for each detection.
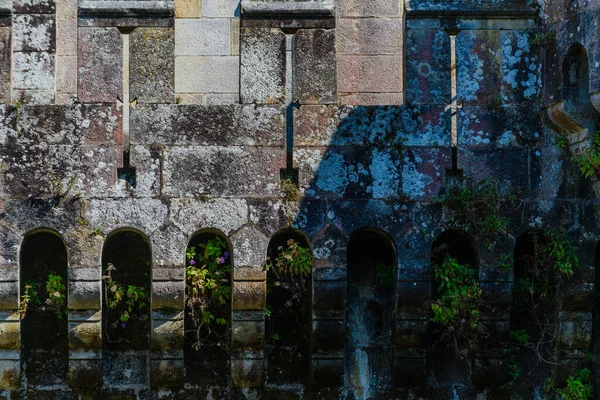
[0,0,599,398]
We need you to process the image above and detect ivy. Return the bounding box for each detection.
[185,237,231,350]
[431,256,481,352]
[545,369,593,400]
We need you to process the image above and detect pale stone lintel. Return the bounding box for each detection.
[0,350,19,360]
[241,0,334,18]
[79,0,174,17]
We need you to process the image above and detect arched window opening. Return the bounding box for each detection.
[20,230,68,387]
[184,230,232,386]
[509,231,561,387]
[101,230,151,386]
[265,229,312,386]
[563,44,590,108]
[428,230,478,391]
[345,228,396,399]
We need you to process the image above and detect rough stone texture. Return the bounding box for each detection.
[293,29,336,104]
[12,52,55,90]
[240,27,285,104]
[337,55,403,94]
[13,14,55,52]
[0,28,10,102]
[130,28,175,104]
[78,27,122,103]
[202,0,239,17]
[174,0,200,17]
[337,19,403,55]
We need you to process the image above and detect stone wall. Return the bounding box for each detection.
[0,0,599,398]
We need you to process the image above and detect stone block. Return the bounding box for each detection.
[230,225,269,269]
[479,281,511,307]
[456,30,501,106]
[337,0,400,17]
[0,28,10,102]
[175,55,239,93]
[13,52,55,90]
[501,31,539,104]
[56,0,77,19]
[163,146,284,197]
[69,321,102,350]
[294,29,336,104]
[561,281,594,311]
[240,27,285,104]
[337,18,403,55]
[0,360,19,389]
[231,358,263,387]
[337,55,402,94]
[85,198,168,236]
[56,55,77,93]
[405,29,450,105]
[68,281,101,310]
[103,352,148,386]
[311,358,343,387]
[131,104,284,146]
[231,320,264,349]
[339,92,404,105]
[130,145,162,198]
[558,312,592,350]
[150,359,184,388]
[78,27,122,103]
[13,14,55,52]
[152,281,184,310]
[313,280,346,311]
[175,19,230,56]
[80,103,123,145]
[312,319,344,352]
[151,319,184,351]
[230,18,239,56]
[68,358,102,388]
[175,0,200,17]
[0,322,19,350]
[232,281,265,310]
[401,147,452,200]
[206,93,238,105]
[202,0,239,17]
[130,27,175,104]
[394,319,427,348]
[393,357,426,387]
[396,281,430,310]
[0,282,17,310]
[13,0,55,13]
[311,224,348,271]
[169,197,248,236]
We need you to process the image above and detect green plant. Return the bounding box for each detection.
[557,137,567,149]
[103,263,148,324]
[185,237,231,350]
[92,227,103,236]
[545,369,593,400]
[431,256,481,352]
[281,178,300,203]
[375,260,395,287]
[529,30,556,46]
[496,252,513,273]
[574,130,600,179]
[45,273,67,319]
[19,283,39,319]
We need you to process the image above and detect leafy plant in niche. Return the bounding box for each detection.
[103,263,148,325]
[545,369,593,400]
[19,273,67,319]
[574,130,600,180]
[431,255,482,354]
[185,237,231,350]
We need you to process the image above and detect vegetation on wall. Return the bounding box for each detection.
[574,130,600,180]
[103,264,148,325]
[185,236,231,350]
[19,273,67,319]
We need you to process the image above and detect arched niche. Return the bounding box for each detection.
[20,229,68,387]
[509,231,557,379]
[345,228,396,398]
[184,229,232,387]
[563,44,591,108]
[428,229,478,392]
[265,228,312,386]
[101,229,151,386]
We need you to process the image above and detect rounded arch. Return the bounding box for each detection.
[431,229,479,271]
[19,228,69,387]
[184,228,232,386]
[345,227,397,398]
[563,43,590,99]
[265,227,313,386]
[101,228,152,386]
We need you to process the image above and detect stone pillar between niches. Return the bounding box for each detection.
[68,267,103,389]
[556,244,594,382]
[150,274,184,389]
[0,267,19,390]
[394,277,429,387]
[310,225,347,388]
[230,226,269,388]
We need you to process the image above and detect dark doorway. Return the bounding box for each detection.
[20,230,68,387]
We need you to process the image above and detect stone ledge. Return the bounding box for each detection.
[241,0,333,18]
[79,1,174,17]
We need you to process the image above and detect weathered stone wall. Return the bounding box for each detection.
[0,0,598,398]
